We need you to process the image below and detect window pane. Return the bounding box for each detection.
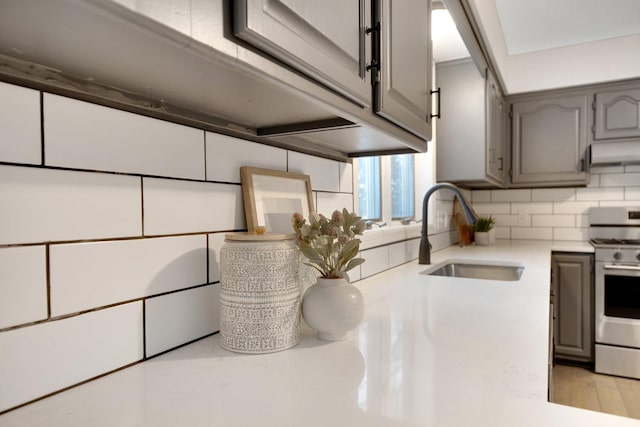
[391,154,414,219]
[357,157,381,220]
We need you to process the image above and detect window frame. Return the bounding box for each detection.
[354,152,433,227]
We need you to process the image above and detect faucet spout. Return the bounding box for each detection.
[419,183,478,264]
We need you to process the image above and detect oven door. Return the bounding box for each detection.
[595,262,640,348]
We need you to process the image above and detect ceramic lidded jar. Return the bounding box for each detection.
[220,232,300,353]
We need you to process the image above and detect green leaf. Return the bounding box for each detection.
[345,258,365,271]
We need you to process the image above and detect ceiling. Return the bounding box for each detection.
[432,8,469,63]
[494,0,640,55]
[437,0,640,94]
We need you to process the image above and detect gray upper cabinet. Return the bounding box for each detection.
[234,0,372,108]
[594,87,640,140]
[486,70,505,183]
[510,93,589,187]
[552,253,593,363]
[435,59,504,187]
[374,0,432,140]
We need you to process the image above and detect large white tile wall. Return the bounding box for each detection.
[471,165,640,241]
[0,82,41,165]
[0,84,365,413]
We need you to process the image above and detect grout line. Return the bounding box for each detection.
[206,234,210,284]
[142,298,147,359]
[39,91,45,166]
[140,177,145,237]
[45,244,51,319]
[203,131,207,181]
[0,161,243,186]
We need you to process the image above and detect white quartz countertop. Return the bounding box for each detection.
[2,240,639,427]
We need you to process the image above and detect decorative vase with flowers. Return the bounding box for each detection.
[292,208,366,341]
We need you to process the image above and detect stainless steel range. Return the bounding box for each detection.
[590,207,640,379]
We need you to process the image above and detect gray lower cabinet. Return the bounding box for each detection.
[435,58,505,187]
[594,86,640,140]
[551,252,594,363]
[510,94,589,187]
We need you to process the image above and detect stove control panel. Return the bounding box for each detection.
[595,247,640,263]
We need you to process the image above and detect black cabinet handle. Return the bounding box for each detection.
[431,88,441,119]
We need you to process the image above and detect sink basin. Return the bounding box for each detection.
[424,261,524,282]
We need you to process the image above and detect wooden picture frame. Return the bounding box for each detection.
[240,166,314,233]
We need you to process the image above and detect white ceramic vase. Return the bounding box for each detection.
[302,277,365,341]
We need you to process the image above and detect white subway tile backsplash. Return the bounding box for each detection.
[49,235,207,316]
[626,165,640,173]
[511,202,552,215]
[288,152,339,192]
[0,82,41,165]
[473,202,511,214]
[0,165,141,245]
[626,187,640,200]
[0,246,47,329]
[494,227,510,239]
[315,192,354,215]
[600,172,640,187]
[360,246,390,278]
[388,239,420,267]
[576,187,624,201]
[491,189,531,202]
[44,94,205,180]
[553,201,599,215]
[493,214,520,227]
[511,227,552,240]
[577,214,590,227]
[599,200,640,207]
[471,190,491,203]
[531,188,575,202]
[532,214,575,227]
[339,162,353,193]
[143,178,244,235]
[208,232,227,283]
[145,284,219,357]
[553,228,589,241]
[205,132,287,183]
[0,302,143,413]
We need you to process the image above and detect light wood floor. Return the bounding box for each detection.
[551,364,640,420]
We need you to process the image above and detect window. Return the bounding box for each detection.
[355,151,433,225]
[357,156,381,220]
[390,154,414,219]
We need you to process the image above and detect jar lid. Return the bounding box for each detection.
[225,232,296,241]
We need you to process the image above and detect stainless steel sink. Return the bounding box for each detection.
[424,261,524,282]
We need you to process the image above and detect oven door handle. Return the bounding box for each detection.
[603,264,640,271]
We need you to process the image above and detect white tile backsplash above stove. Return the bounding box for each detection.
[471,165,640,242]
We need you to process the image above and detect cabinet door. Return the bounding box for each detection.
[552,253,593,363]
[234,0,371,107]
[486,71,505,183]
[374,0,431,140]
[594,87,640,140]
[511,94,589,186]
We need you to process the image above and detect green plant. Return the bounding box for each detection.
[291,208,366,279]
[473,215,496,232]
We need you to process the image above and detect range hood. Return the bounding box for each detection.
[590,140,640,166]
